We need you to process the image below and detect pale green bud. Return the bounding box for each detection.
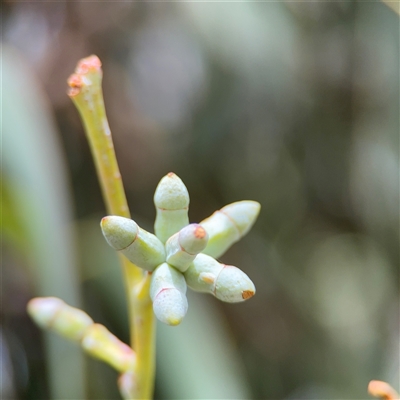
[118,371,136,400]
[201,201,260,258]
[165,224,208,272]
[150,263,188,325]
[154,173,190,243]
[101,216,165,271]
[184,253,223,293]
[214,265,256,302]
[27,297,93,341]
[81,324,136,372]
[184,254,255,302]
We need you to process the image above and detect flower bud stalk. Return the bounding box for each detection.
[82,324,136,373]
[27,297,93,341]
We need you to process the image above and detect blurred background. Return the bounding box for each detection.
[2,1,399,399]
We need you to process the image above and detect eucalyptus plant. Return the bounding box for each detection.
[26,55,392,400]
[27,55,259,400]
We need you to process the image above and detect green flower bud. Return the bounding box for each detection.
[200,201,260,258]
[165,224,208,272]
[184,254,255,302]
[27,297,93,341]
[82,323,136,372]
[150,263,188,325]
[214,265,255,302]
[184,253,222,293]
[101,216,165,271]
[118,371,136,400]
[154,173,190,243]
[100,215,138,250]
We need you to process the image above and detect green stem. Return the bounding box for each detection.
[68,55,156,400]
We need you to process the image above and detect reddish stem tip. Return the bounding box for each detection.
[76,55,102,75]
[67,55,102,97]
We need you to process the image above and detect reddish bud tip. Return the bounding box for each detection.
[242,290,255,300]
[194,226,206,239]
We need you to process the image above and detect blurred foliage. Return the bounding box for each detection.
[2,1,399,399]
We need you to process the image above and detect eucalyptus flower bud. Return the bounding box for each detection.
[154,173,189,243]
[82,324,136,372]
[150,263,188,325]
[165,224,208,272]
[27,297,93,341]
[118,371,136,400]
[184,254,255,302]
[200,201,260,259]
[101,216,165,271]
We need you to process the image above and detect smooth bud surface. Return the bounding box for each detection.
[154,173,190,243]
[101,216,165,271]
[152,289,188,326]
[150,263,187,299]
[214,266,256,302]
[184,254,256,303]
[154,173,189,210]
[82,324,136,372]
[201,201,260,258]
[166,224,208,272]
[150,263,188,325]
[101,216,138,250]
[27,297,93,341]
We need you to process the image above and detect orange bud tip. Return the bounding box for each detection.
[368,380,399,400]
[194,226,206,239]
[167,172,175,177]
[242,290,255,300]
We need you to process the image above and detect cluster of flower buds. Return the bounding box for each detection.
[101,172,260,326]
[27,297,136,372]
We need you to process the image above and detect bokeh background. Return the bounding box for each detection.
[2,1,399,399]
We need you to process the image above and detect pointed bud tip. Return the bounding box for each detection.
[215,266,256,303]
[100,216,138,250]
[27,297,65,327]
[221,201,261,236]
[154,173,189,210]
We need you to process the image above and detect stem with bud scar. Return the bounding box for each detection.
[68,55,155,400]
